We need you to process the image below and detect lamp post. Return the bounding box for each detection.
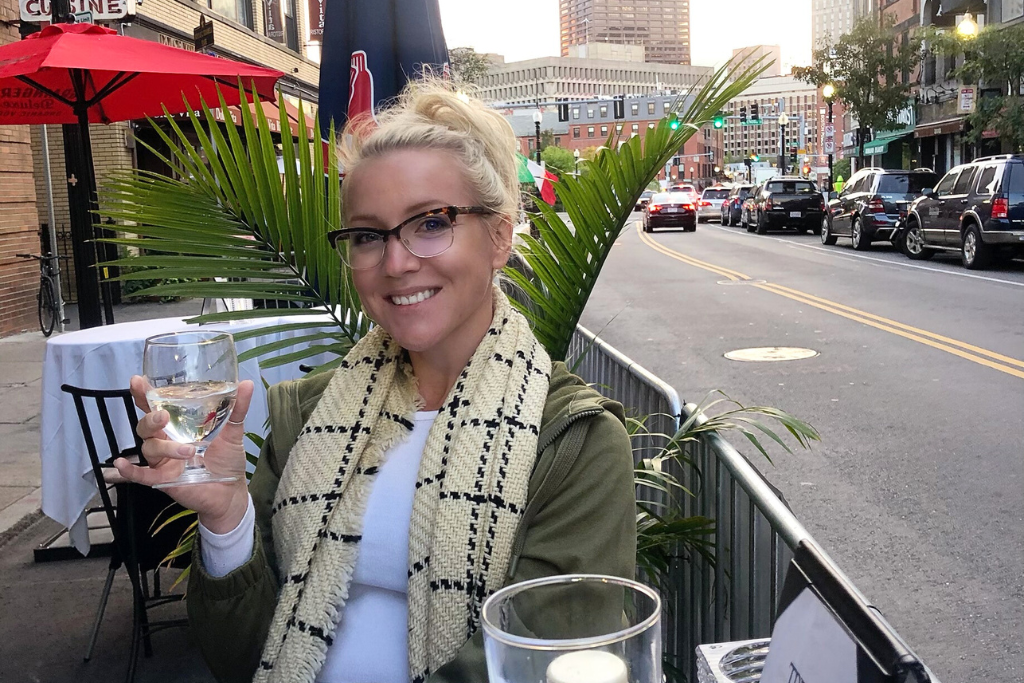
[957,12,979,38]
[778,112,790,175]
[823,83,836,193]
[573,148,580,175]
[689,166,695,182]
[532,110,543,164]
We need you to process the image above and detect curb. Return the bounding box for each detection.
[0,487,43,548]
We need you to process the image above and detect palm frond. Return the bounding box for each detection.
[507,56,770,361]
[98,84,367,369]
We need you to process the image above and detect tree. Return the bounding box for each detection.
[540,129,555,151]
[793,15,921,166]
[833,157,851,182]
[924,23,1024,151]
[448,47,490,85]
[541,145,575,177]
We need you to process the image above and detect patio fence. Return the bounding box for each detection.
[567,324,930,681]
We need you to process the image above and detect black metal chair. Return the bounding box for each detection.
[61,384,191,683]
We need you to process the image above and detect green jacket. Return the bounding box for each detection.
[187,361,637,683]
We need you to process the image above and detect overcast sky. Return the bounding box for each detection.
[438,0,813,70]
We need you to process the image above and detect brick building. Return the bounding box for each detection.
[0,0,41,336]
[26,0,320,316]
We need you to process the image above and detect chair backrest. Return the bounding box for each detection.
[60,384,189,569]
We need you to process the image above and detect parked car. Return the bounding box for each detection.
[722,184,755,226]
[635,190,655,211]
[821,168,938,250]
[697,186,731,223]
[747,178,824,234]
[898,154,1024,269]
[739,184,762,229]
[643,191,697,232]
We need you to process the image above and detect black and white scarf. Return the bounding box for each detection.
[255,287,552,683]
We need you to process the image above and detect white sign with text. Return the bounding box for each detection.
[20,0,136,22]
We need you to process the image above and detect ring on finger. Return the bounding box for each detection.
[227,418,245,426]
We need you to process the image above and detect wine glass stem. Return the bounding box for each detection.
[187,444,208,471]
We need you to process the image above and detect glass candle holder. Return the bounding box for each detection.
[482,574,662,683]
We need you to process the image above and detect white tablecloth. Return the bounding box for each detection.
[40,313,341,554]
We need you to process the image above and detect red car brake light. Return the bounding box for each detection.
[648,204,661,213]
[765,198,773,210]
[683,203,694,210]
[993,197,1009,219]
[867,197,885,213]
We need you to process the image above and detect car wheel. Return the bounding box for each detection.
[851,218,870,251]
[820,216,837,245]
[961,223,993,270]
[723,210,731,226]
[902,219,934,260]
[643,218,652,233]
[745,213,756,232]
[697,216,706,224]
[756,211,768,235]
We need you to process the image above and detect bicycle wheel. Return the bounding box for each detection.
[38,278,57,337]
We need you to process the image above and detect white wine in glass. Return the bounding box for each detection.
[142,331,240,488]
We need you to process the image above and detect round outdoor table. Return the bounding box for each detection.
[40,313,339,554]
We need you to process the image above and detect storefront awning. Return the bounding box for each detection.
[914,117,967,138]
[863,130,912,155]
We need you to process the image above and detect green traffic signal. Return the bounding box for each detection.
[751,154,760,162]
[712,113,725,129]
[668,115,680,130]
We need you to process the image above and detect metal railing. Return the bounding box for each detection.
[567,324,930,681]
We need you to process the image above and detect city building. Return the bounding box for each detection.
[731,45,782,78]
[0,0,41,336]
[22,0,321,309]
[559,0,692,65]
[504,95,725,187]
[474,50,712,106]
[812,0,874,49]
[722,76,827,170]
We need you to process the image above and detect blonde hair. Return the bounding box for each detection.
[337,78,521,227]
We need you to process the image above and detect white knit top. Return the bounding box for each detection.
[199,410,440,683]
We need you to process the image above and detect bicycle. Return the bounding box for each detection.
[16,252,68,337]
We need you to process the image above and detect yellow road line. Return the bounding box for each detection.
[635,224,1024,380]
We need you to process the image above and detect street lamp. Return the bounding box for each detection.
[532,110,543,165]
[823,83,836,192]
[573,148,580,175]
[689,166,695,181]
[778,111,790,175]
[957,12,979,38]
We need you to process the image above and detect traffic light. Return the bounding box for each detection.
[557,101,569,122]
[712,112,725,129]
[668,114,680,130]
[613,95,625,120]
[802,165,812,176]
[739,106,747,124]
[750,153,760,162]
[672,156,681,166]
[750,102,760,123]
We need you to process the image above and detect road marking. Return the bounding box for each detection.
[708,223,1024,288]
[636,224,1024,380]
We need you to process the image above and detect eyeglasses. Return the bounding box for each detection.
[327,206,493,270]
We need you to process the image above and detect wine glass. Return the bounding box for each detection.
[142,331,240,489]
[482,574,662,683]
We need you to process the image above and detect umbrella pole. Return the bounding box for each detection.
[76,105,117,326]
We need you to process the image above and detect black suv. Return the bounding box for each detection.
[900,154,1024,269]
[822,168,938,250]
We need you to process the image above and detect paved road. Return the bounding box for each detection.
[580,216,1024,682]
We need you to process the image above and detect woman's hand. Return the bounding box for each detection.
[114,375,254,534]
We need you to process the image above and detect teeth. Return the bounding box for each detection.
[390,289,437,306]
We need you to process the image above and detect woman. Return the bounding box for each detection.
[115,80,636,683]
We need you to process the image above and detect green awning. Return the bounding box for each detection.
[864,130,912,155]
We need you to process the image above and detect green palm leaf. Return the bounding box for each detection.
[505,56,769,361]
[98,84,368,368]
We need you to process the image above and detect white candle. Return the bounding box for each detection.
[546,650,628,683]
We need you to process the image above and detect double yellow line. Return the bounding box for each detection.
[636,225,1024,380]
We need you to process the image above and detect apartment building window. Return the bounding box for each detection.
[631,103,639,115]
[600,105,608,116]
[587,126,595,138]
[587,108,594,119]
[601,125,609,136]
[648,122,655,129]
[648,102,655,115]
[632,123,639,133]
[616,124,623,134]
[209,0,254,28]
[663,101,670,112]
[573,127,580,139]
[573,108,580,119]
[555,136,561,146]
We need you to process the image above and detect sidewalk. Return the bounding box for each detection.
[0,297,204,542]
[0,297,214,682]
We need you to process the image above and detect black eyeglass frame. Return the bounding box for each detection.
[326,205,493,268]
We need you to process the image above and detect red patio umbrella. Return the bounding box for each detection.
[0,22,284,328]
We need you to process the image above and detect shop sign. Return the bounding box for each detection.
[958,86,977,114]
[265,0,285,43]
[20,0,136,22]
[307,0,325,41]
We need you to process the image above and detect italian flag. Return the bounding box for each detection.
[517,153,558,205]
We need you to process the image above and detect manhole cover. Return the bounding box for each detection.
[724,347,820,362]
[717,279,767,285]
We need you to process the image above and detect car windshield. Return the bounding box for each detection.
[702,189,730,199]
[738,188,752,199]
[878,173,939,195]
[766,181,818,194]
[667,193,693,202]
[640,191,654,198]
[651,193,673,203]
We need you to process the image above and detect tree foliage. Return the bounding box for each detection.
[924,23,1024,151]
[448,46,491,85]
[793,15,921,164]
[541,145,576,177]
